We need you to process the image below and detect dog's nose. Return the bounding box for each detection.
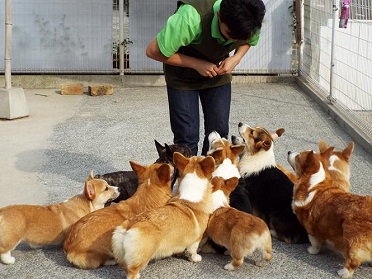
[288,151,292,155]
[238,122,243,127]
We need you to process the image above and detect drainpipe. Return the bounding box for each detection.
[328,0,338,104]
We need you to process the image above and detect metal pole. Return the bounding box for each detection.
[295,0,303,76]
[119,0,124,75]
[5,0,12,89]
[329,0,338,104]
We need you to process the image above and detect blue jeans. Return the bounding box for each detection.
[167,83,231,156]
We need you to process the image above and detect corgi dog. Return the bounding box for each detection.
[278,140,355,188]
[112,153,215,279]
[237,122,308,244]
[63,161,173,269]
[94,140,192,203]
[288,147,372,278]
[0,171,119,265]
[318,140,354,192]
[206,131,251,214]
[232,134,298,184]
[205,176,272,270]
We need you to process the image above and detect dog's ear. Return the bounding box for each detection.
[84,180,96,201]
[154,140,165,156]
[200,156,215,179]
[208,148,224,165]
[320,146,335,162]
[224,177,239,194]
[173,152,189,172]
[164,143,173,159]
[342,142,354,161]
[88,170,94,180]
[211,176,223,192]
[231,144,245,157]
[318,140,329,153]
[271,128,285,141]
[258,140,272,151]
[129,161,146,179]
[156,164,171,185]
[182,145,192,158]
[305,151,318,171]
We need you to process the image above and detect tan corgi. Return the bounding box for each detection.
[63,161,173,269]
[205,176,272,270]
[0,171,119,265]
[112,153,215,279]
[288,147,372,278]
[318,140,354,192]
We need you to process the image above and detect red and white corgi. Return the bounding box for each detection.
[280,140,355,189]
[207,131,252,213]
[64,162,173,269]
[288,147,372,278]
[318,140,354,192]
[0,171,119,264]
[112,153,215,279]
[205,176,272,270]
[237,122,308,244]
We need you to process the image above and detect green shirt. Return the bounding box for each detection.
[157,0,260,58]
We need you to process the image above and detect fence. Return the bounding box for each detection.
[0,0,113,72]
[125,0,295,74]
[0,0,295,74]
[1,0,371,145]
[299,0,372,142]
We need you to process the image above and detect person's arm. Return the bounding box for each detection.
[216,44,250,75]
[146,38,220,78]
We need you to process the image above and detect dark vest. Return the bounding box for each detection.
[163,0,247,90]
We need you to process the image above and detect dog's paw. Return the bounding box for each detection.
[189,253,202,262]
[103,258,118,266]
[224,262,237,271]
[1,253,15,265]
[307,246,321,255]
[255,259,269,267]
[269,229,278,239]
[337,267,354,278]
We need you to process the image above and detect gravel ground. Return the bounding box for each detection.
[0,82,371,278]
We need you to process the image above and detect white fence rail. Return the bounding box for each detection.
[300,0,372,140]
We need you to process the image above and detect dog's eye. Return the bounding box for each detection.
[105,186,109,191]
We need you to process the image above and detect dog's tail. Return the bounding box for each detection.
[255,230,273,267]
[112,220,131,263]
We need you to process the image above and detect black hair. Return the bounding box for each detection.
[220,0,266,41]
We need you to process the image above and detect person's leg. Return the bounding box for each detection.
[199,83,231,155]
[166,85,200,155]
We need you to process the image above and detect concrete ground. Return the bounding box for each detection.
[0,82,371,278]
